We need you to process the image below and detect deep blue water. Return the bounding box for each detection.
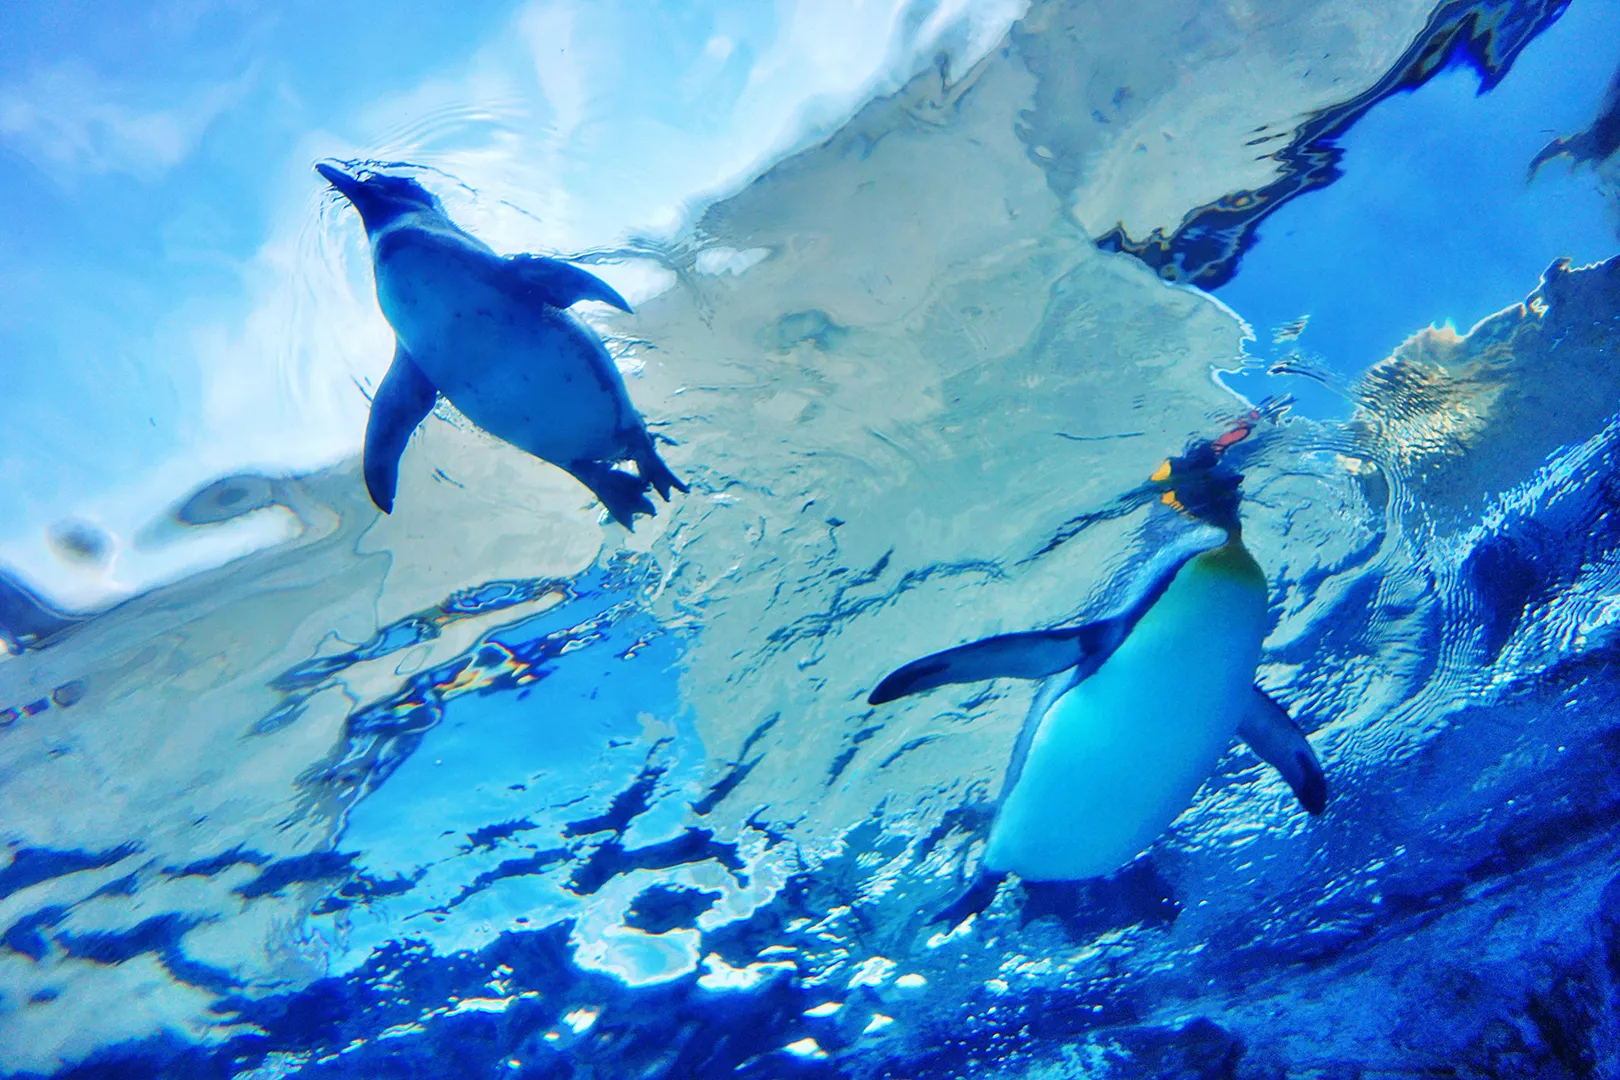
[3,1,1620,1078]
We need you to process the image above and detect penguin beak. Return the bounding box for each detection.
[316,162,362,204]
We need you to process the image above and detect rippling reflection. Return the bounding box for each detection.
[3,1,1620,1077]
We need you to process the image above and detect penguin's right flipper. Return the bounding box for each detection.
[364,343,439,513]
[504,255,633,313]
[929,871,1009,928]
[1238,686,1327,815]
[567,460,656,529]
[868,623,1117,705]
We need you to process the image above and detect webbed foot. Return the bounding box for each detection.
[568,460,657,529]
[628,427,688,503]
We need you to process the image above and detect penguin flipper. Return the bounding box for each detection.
[868,623,1117,706]
[504,255,632,313]
[1527,135,1572,180]
[364,344,439,513]
[929,871,1009,928]
[566,460,656,529]
[1238,686,1327,815]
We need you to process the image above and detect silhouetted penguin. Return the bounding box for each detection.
[868,430,1326,925]
[1529,59,1620,178]
[317,163,685,526]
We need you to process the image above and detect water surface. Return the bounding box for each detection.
[2,1,1619,1077]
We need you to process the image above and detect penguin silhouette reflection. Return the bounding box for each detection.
[1528,57,1620,178]
[317,163,685,526]
[868,420,1327,926]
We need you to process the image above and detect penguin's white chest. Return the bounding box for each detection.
[374,241,627,464]
[984,547,1269,881]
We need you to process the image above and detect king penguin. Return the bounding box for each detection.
[867,430,1327,923]
[316,163,686,526]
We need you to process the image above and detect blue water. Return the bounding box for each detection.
[1221,0,1620,414]
[3,1,1620,1078]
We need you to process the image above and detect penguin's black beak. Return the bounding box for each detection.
[317,162,390,234]
[316,162,362,203]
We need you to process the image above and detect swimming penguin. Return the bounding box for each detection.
[867,428,1326,924]
[1528,58,1620,179]
[316,163,686,526]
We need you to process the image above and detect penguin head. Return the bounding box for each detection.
[316,163,443,235]
[1150,424,1249,535]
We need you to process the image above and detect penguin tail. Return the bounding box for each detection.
[928,871,1008,930]
[629,429,688,503]
[568,461,657,529]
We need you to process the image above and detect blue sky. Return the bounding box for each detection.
[0,0,1023,606]
[1220,0,1620,414]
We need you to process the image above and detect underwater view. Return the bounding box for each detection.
[3,0,1620,1076]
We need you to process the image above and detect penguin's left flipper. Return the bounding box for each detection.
[503,255,633,313]
[1238,686,1328,815]
[363,343,439,513]
[868,622,1118,705]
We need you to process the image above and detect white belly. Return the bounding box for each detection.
[375,242,629,465]
[984,544,1269,881]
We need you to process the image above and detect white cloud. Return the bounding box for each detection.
[0,60,253,181]
[521,3,588,141]
[705,35,736,62]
